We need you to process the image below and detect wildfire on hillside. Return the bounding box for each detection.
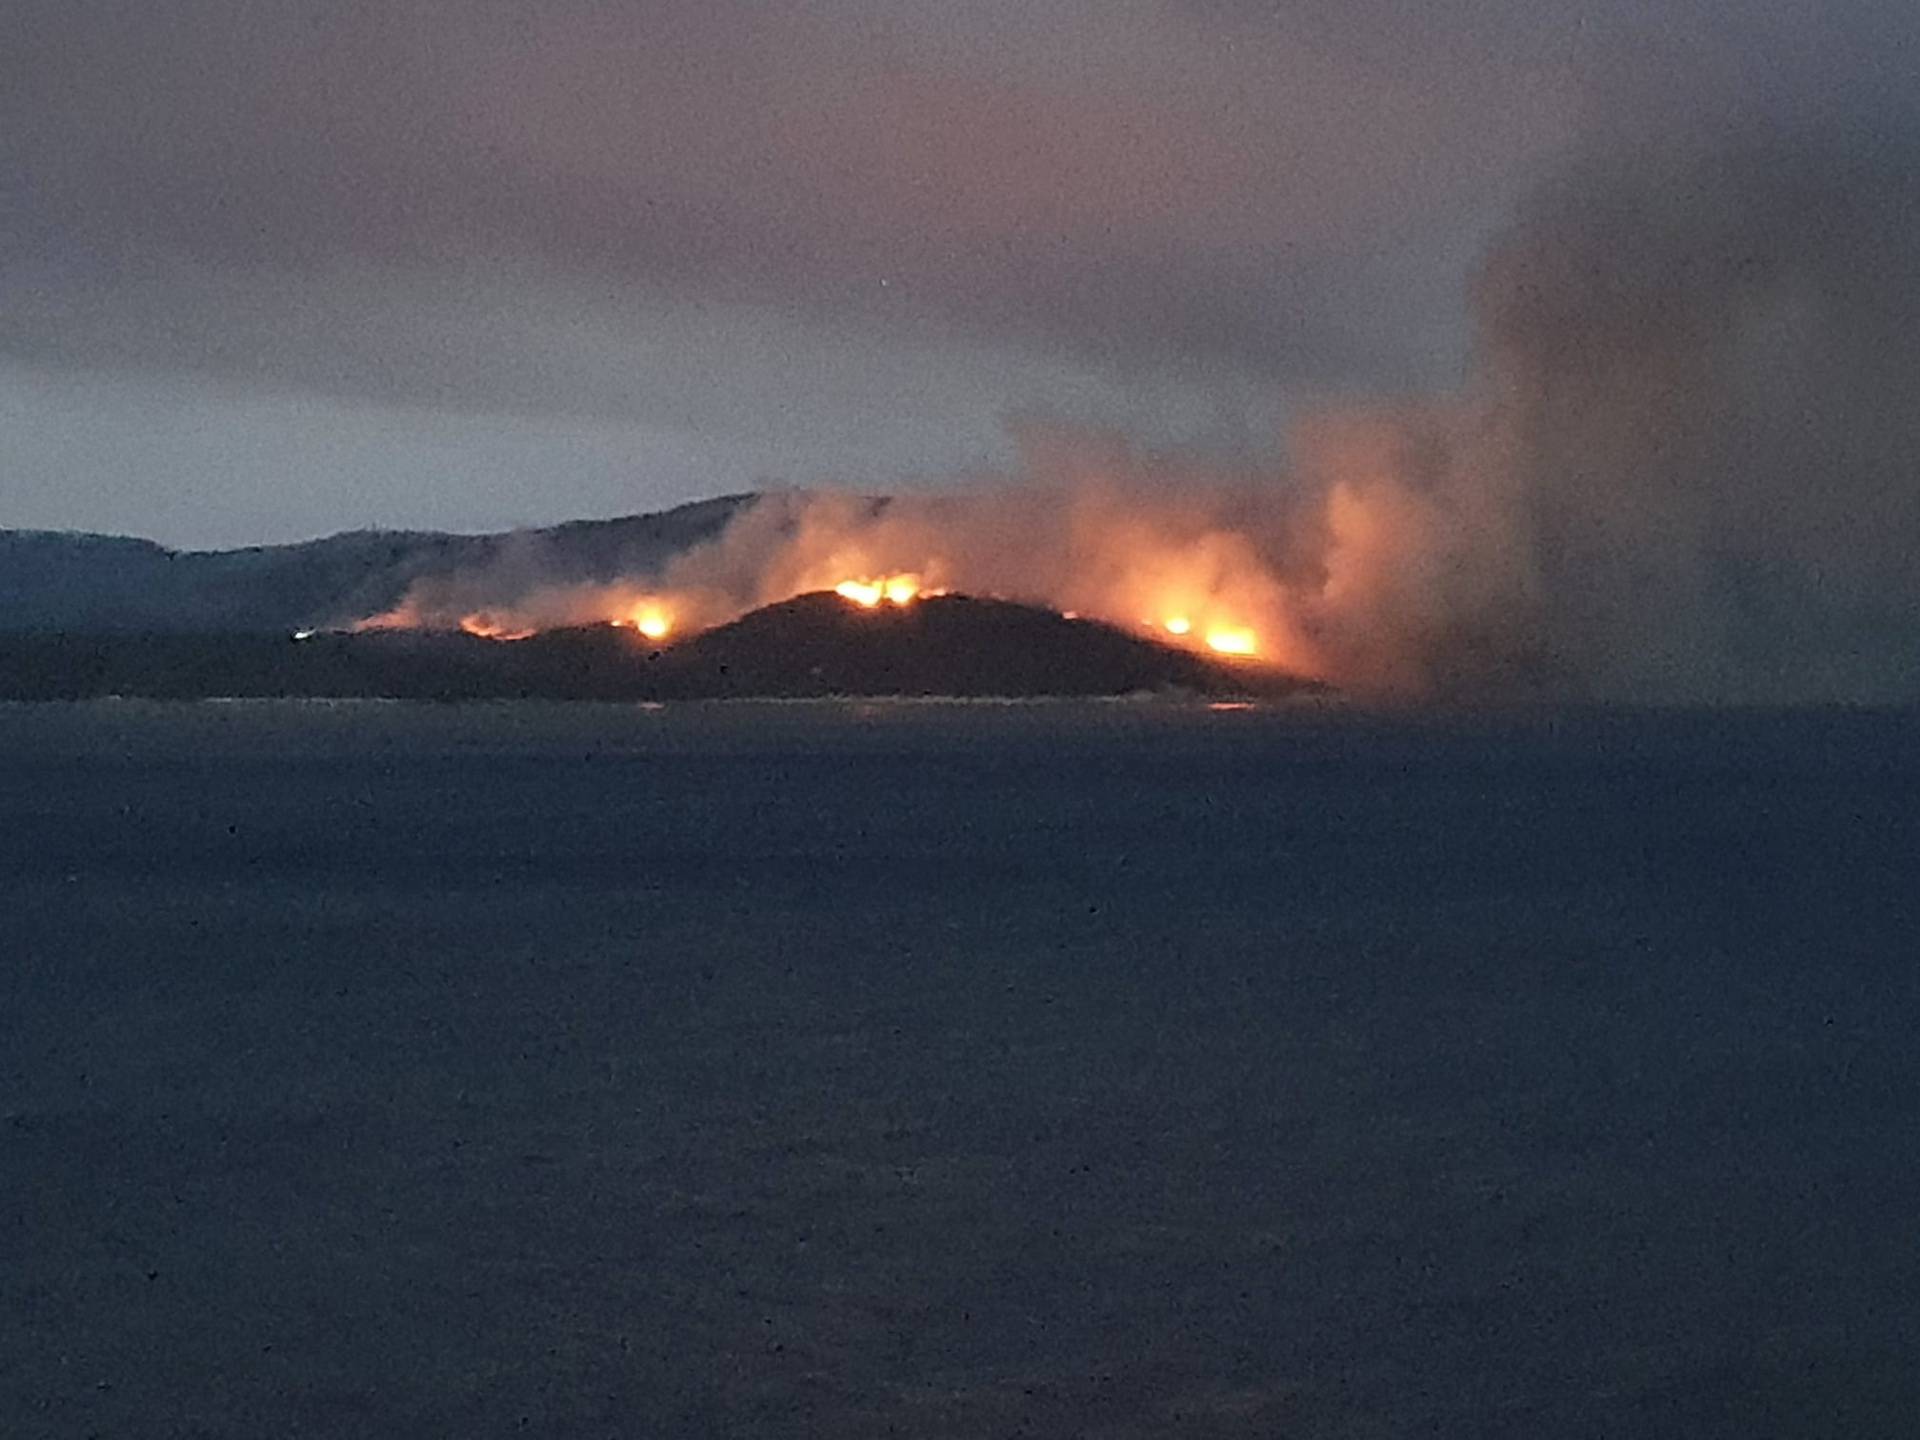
[354,523,1283,666]
[343,451,1449,688]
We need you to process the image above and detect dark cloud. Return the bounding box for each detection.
[3,0,1572,379]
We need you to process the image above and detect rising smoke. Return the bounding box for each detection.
[1281,124,1920,702]
[1452,127,1920,701]
[366,127,1920,703]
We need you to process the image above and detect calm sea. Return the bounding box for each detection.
[5,699,1918,1437]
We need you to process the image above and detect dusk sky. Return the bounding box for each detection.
[5,0,1917,548]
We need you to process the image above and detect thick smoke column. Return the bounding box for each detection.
[1456,128,1920,701]
[1273,125,1920,701]
[365,127,1920,703]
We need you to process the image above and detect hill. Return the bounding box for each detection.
[0,592,1303,701]
[646,591,1248,698]
[0,496,753,633]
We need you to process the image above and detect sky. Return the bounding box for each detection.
[4,0,1918,548]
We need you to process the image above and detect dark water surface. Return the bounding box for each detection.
[4,700,1918,1437]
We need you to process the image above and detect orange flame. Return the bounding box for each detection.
[1204,628,1258,657]
[615,602,673,641]
[835,574,924,608]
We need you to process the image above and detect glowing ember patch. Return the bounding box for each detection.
[1163,617,1193,636]
[1205,628,1258,656]
[460,613,537,642]
[883,576,921,605]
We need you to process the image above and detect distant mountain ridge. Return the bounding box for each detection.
[0,495,755,633]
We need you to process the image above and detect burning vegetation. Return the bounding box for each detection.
[833,575,934,608]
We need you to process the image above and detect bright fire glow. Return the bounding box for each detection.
[836,574,923,608]
[622,604,672,640]
[1163,617,1192,636]
[835,580,884,607]
[1205,628,1258,656]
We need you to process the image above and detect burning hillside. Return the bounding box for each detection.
[350,480,1337,686]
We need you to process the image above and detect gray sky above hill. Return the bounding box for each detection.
[4,0,1916,546]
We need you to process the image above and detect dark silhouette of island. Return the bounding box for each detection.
[0,593,1312,701]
